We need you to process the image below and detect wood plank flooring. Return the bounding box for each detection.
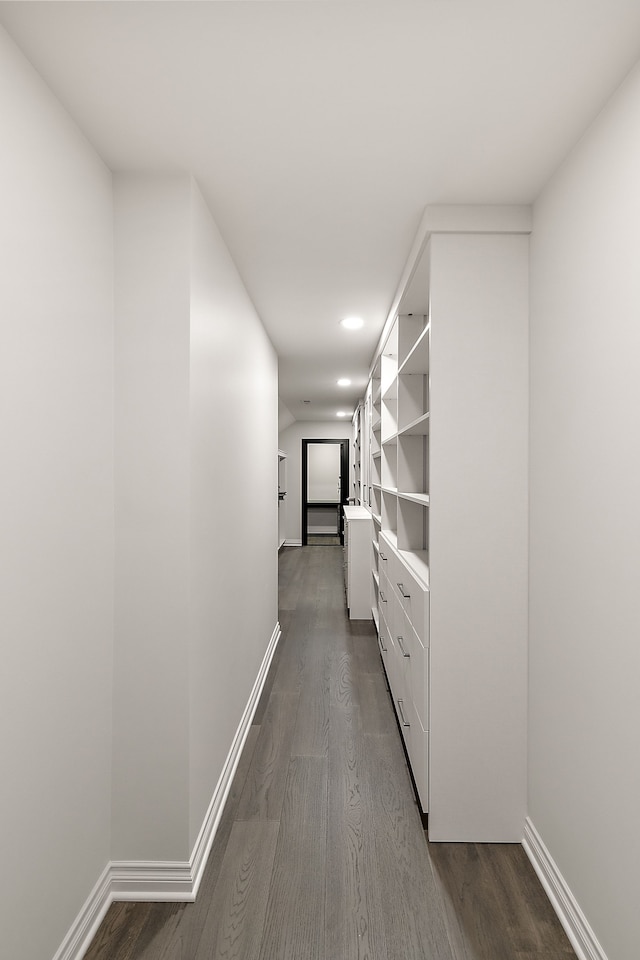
[84,546,575,960]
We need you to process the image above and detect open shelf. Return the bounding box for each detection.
[398,491,429,506]
[397,496,428,552]
[371,454,381,487]
[381,490,397,533]
[398,547,430,589]
[397,434,428,496]
[398,412,430,437]
[397,315,427,368]
[379,529,397,551]
[397,372,428,433]
[381,394,397,442]
[399,323,430,376]
[381,443,398,491]
[380,358,397,397]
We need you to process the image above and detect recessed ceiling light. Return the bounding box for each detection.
[337,378,351,387]
[336,411,348,418]
[340,316,364,330]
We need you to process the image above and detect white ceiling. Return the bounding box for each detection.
[2,1,640,423]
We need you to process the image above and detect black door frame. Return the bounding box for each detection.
[301,438,349,546]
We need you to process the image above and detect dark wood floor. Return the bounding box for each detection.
[84,546,575,960]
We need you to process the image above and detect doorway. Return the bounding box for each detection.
[301,439,349,546]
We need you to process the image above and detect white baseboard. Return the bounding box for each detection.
[522,818,607,960]
[284,538,302,546]
[55,621,282,960]
[51,865,112,960]
[109,860,195,901]
[186,618,282,901]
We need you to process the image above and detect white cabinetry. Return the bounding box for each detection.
[343,505,372,620]
[378,529,429,809]
[374,310,430,813]
[368,206,530,841]
[277,450,287,550]
[367,363,382,626]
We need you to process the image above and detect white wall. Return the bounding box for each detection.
[112,175,191,860]
[529,61,640,960]
[0,28,279,958]
[278,397,295,432]
[113,175,279,862]
[278,421,352,543]
[0,26,114,960]
[188,181,278,846]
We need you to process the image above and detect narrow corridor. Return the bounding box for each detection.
[85,546,574,960]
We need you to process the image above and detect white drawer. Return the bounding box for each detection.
[394,564,429,648]
[378,536,393,580]
[394,606,428,732]
[394,691,428,813]
[378,589,397,684]
[379,594,393,656]
[378,569,392,629]
[395,691,412,753]
[386,631,402,709]
[405,698,428,813]
[378,621,392,677]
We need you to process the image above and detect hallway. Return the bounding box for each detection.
[85,546,574,960]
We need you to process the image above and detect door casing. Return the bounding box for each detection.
[301,438,349,546]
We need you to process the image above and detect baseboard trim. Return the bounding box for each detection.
[522,818,607,960]
[109,860,195,901]
[51,864,112,960]
[56,620,282,960]
[187,618,282,900]
[284,538,302,546]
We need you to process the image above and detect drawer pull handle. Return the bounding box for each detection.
[397,635,410,658]
[379,634,387,653]
[380,553,387,561]
[397,699,410,728]
[380,591,387,603]
[397,582,410,599]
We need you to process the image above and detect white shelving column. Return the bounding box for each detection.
[367,205,531,840]
[369,360,382,625]
[428,225,529,840]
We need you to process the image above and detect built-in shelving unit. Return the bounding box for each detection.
[362,205,531,840]
[351,402,363,505]
[380,313,429,562]
[371,312,431,814]
[277,450,287,550]
[367,359,383,622]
